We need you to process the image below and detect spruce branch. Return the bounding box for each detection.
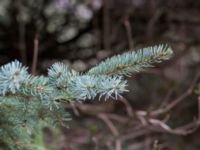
[87,44,173,76]
[0,60,29,95]
[0,44,174,149]
[69,75,128,100]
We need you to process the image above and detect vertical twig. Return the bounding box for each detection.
[146,10,162,38]
[115,139,122,150]
[124,16,134,49]
[31,33,39,74]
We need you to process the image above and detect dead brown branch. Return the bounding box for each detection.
[119,96,134,117]
[31,33,39,74]
[97,113,122,150]
[98,113,119,136]
[137,71,200,117]
[124,17,134,49]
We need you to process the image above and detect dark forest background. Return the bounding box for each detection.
[0,0,200,149]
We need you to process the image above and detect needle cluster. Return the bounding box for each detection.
[0,45,173,149]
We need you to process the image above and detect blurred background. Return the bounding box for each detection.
[0,0,200,149]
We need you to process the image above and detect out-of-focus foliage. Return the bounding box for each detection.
[0,0,102,65]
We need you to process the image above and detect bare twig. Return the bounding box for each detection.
[124,17,134,49]
[119,128,151,142]
[148,118,200,135]
[31,33,39,74]
[135,113,200,136]
[115,139,122,150]
[106,113,128,123]
[70,102,80,117]
[98,113,122,150]
[146,10,163,38]
[98,113,119,136]
[160,89,174,108]
[119,96,134,117]
[137,72,200,116]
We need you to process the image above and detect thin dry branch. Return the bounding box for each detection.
[137,71,200,116]
[98,113,119,136]
[119,96,134,117]
[119,128,151,142]
[124,17,134,49]
[135,111,200,136]
[31,33,39,74]
[97,113,122,150]
[148,118,200,135]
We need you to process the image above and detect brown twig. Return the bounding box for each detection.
[146,10,163,38]
[119,96,134,117]
[137,72,200,116]
[115,139,122,150]
[160,88,174,108]
[98,113,122,150]
[98,113,119,136]
[119,128,151,142]
[106,113,128,123]
[149,118,200,135]
[31,33,39,74]
[124,16,134,49]
[135,112,200,136]
[70,102,80,117]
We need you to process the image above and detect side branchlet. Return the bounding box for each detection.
[0,44,173,149]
